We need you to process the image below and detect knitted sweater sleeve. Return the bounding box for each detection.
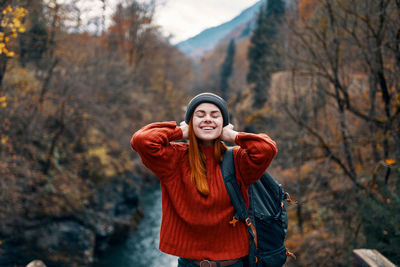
[233,132,278,186]
[130,121,183,182]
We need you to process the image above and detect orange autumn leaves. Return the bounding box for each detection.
[0,5,28,57]
[0,5,27,113]
[0,96,6,108]
[298,0,319,20]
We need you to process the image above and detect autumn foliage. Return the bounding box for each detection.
[262,0,400,265]
[0,0,192,265]
[0,5,27,57]
[195,0,399,265]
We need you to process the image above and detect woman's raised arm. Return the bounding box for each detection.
[233,132,278,186]
[131,121,184,182]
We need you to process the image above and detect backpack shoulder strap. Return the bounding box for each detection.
[221,147,258,251]
[221,147,248,221]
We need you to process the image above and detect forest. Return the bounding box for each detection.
[0,0,399,266]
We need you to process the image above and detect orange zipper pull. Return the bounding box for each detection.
[229,216,239,227]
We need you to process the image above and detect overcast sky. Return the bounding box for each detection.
[66,0,260,44]
[150,0,260,44]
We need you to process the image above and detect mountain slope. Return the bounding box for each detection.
[176,1,264,58]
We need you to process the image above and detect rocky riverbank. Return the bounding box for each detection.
[0,176,143,267]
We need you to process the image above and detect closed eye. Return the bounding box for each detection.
[195,111,205,117]
[194,110,221,118]
[211,111,221,118]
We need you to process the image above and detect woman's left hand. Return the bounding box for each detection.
[221,124,238,143]
[179,121,189,140]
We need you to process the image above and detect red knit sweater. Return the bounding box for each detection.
[130,122,277,260]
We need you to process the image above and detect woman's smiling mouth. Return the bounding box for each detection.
[200,126,215,131]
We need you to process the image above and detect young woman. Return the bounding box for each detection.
[131,93,277,267]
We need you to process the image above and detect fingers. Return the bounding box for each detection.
[179,121,189,139]
[221,124,237,143]
[226,123,234,129]
[222,124,234,132]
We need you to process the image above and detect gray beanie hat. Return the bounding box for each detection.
[185,93,230,126]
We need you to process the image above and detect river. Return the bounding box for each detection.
[98,185,178,267]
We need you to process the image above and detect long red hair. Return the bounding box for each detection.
[188,119,227,196]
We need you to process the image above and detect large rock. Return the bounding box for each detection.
[89,180,143,252]
[23,221,95,267]
[0,176,143,266]
[26,260,46,267]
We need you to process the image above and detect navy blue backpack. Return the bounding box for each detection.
[221,148,295,267]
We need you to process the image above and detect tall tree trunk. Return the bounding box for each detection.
[334,82,356,180]
[43,100,65,175]
[0,55,7,90]
[297,203,303,235]
[368,75,380,163]
[38,57,59,105]
[327,0,356,180]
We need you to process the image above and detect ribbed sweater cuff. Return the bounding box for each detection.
[234,132,245,145]
[170,122,183,141]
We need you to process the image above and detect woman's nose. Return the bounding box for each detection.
[203,114,213,121]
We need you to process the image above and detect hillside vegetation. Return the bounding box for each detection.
[195,0,400,265]
[0,1,192,266]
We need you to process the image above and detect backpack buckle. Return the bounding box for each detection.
[245,217,252,226]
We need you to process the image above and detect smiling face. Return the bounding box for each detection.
[191,103,223,145]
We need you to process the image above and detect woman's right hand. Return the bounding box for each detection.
[179,121,189,140]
